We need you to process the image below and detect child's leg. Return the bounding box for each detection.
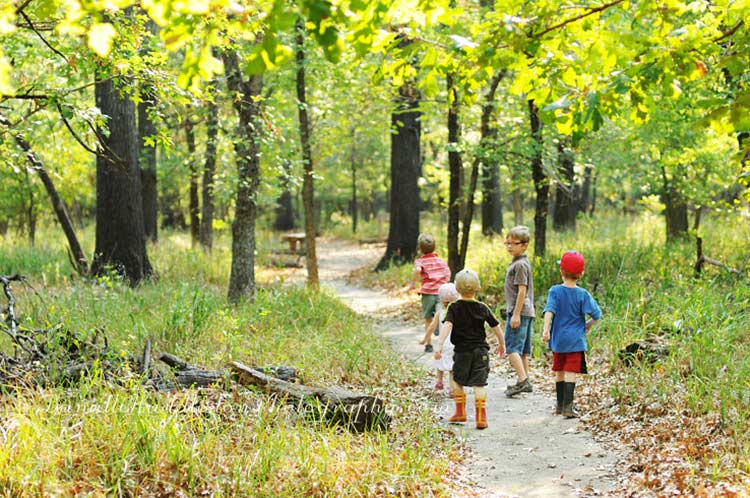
[474,386,488,429]
[419,317,433,345]
[449,384,467,423]
[561,371,580,418]
[555,371,565,415]
[435,370,444,389]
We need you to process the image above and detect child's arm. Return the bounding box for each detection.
[510,284,527,328]
[420,313,440,345]
[434,321,453,360]
[542,311,554,342]
[490,324,506,357]
[406,267,420,291]
[585,318,599,333]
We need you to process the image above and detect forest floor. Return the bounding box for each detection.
[285,238,625,497]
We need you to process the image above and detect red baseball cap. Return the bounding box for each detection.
[559,251,585,274]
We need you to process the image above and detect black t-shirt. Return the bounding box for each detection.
[443,299,500,352]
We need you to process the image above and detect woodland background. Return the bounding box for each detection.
[1,0,750,495]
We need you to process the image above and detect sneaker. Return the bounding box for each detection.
[434,381,444,390]
[505,381,525,398]
[520,378,533,393]
[424,344,434,353]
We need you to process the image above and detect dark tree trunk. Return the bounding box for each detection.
[161,189,186,229]
[186,117,200,248]
[578,164,594,214]
[93,76,152,285]
[223,49,263,303]
[274,161,295,231]
[529,100,548,257]
[295,20,319,288]
[200,97,219,250]
[446,75,463,275]
[0,113,88,274]
[552,137,577,231]
[138,90,158,242]
[375,82,421,270]
[663,186,689,241]
[660,166,688,241]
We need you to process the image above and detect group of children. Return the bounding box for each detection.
[410,227,602,429]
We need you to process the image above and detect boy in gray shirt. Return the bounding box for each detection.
[503,226,535,397]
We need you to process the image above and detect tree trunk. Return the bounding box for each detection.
[552,137,577,231]
[578,164,594,214]
[2,118,88,274]
[295,20,319,288]
[351,128,358,234]
[223,49,263,303]
[186,116,200,248]
[199,96,219,250]
[529,100,548,257]
[274,161,295,231]
[460,70,504,270]
[663,187,688,241]
[138,90,158,242]
[446,75,462,275]
[660,166,688,241]
[375,82,421,270]
[512,188,523,225]
[92,75,152,285]
[23,169,36,245]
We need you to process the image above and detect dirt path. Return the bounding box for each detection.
[314,240,621,497]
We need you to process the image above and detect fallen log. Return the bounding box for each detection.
[618,338,670,366]
[230,361,389,433]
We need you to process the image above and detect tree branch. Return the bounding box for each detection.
[530,0,626,39]
[56,103,99,155]
[713,20,744,44]
[19,10,69,63]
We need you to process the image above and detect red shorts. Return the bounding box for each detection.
[552,352,588,374]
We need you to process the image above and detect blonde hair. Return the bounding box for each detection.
[455,269,480,295]
[438,282,460,302]
[417,233,436,254]
[507,225,530,244]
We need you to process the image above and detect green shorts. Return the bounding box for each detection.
[421,293,439,319]
[452,347,490,387]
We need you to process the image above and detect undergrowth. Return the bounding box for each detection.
[0,225,459,497]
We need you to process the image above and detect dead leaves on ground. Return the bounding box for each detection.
[579,356,749,497]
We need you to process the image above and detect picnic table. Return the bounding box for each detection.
[281,232,306,253]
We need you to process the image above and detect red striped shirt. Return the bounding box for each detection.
[414,253,451,295]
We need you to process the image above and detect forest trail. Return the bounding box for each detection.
[313,239,622,497]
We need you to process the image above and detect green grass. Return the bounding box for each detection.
[0,226,459,496]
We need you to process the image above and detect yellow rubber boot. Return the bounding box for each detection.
[475,397,488,429]
[449,393,467,423]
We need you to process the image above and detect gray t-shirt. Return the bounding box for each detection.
[504,254,535,318]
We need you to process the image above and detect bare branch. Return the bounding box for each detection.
[18,10,69,63]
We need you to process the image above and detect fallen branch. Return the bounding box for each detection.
[230,361,389,433]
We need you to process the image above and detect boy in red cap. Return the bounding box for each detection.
[542,251,602,418]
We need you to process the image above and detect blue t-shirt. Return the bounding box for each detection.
[544,285,602,353]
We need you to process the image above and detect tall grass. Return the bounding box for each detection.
[0,227,459,496]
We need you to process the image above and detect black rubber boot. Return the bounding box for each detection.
[555,381,564,415]
[562,382,579,418]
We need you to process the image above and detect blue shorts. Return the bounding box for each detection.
[504,316,534,355]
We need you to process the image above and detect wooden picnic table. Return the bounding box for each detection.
[281,232,306,252]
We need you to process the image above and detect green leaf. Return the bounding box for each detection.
[88,22,116,57]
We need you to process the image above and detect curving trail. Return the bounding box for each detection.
[313,239,621,498]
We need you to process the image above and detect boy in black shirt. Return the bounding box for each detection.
[435,269,506,429]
